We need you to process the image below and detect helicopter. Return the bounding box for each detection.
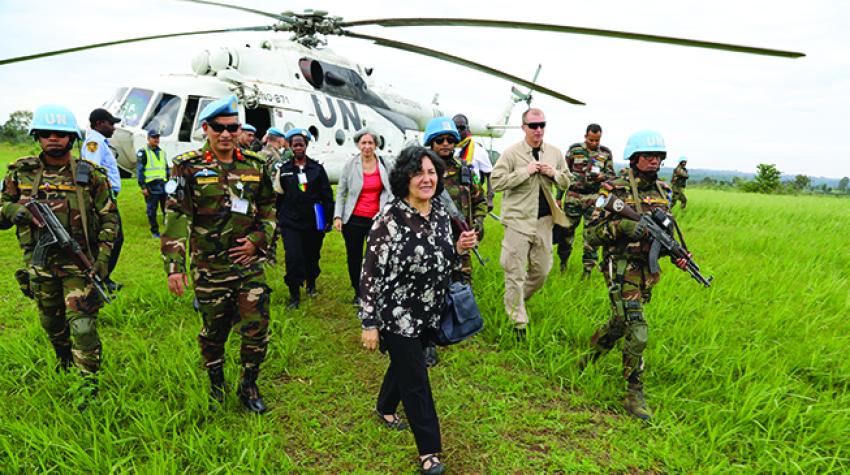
[0,0,804,182]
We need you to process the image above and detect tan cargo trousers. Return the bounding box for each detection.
[499,216,553,329]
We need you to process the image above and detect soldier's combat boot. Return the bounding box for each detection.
[306,280,318,297]
[53,344,73,372]
[208,366,227,407]
[237,367,267,414]
[77,375,98,412]
[559,260,567,273]
[624,378,652,421]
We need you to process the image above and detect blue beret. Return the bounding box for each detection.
[241,124,256,133]
[267,127,286,138]
[285,128,313,143]
[198,94,239,123]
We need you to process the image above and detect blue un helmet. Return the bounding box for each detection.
[622,130,666,163]
[423,116,460,146]
[29,104,83,139]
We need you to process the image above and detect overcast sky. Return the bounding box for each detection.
[1,0,848,177]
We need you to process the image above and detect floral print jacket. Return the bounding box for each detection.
[359,198,459,337]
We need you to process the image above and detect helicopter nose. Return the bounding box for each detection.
[109,127,136,178]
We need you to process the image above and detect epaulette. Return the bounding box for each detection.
[172,150,203,165]
[242,149,265,163]
[10,156,40,171]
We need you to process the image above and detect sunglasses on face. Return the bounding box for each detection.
[525,122,546,130]
[34,130,72,139]
[206,122,241,133]
[456,125,468,131]
[639,153,664,160]
[433,136,457,145]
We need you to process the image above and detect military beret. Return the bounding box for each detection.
[267,127,286,138]
[198,94,239,123]
[285,128,313,143]
[241,124,257,133]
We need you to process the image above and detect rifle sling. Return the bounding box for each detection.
[69,159,94,261]
[627,168,643,214]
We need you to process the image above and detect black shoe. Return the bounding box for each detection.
[54,344,73,372]
[513,327,527,342]
[208,366,227,407]
[374,409,408,430]
[423,344,439,368]
[151,231,160,238]
[559,261,567,273]
[419,454,446,475]
[306,282,318,297]
[237,367,267,414]
[105,279,123,292]
[286,296,300,310]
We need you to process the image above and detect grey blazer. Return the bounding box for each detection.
[334,154,393,224]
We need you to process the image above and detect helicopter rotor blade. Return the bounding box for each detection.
[342,18,805,58]
[0,26,273,66]
[174,0,296,24]
[343,31,585,105]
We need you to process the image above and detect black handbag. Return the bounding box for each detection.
[435,281,484,346]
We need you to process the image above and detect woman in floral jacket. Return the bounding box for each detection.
[358,146,477,475]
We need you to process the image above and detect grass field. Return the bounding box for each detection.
[0,142,848,473]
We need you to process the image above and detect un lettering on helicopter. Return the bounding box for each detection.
[101,40,517,182]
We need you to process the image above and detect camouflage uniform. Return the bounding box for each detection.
[258,144,291,265]
[443,156,487,284]
[584,168,672,419]
[161,144,276,373]
[555,142,614,274]
[1,155,118,374]
[670,163,689,209]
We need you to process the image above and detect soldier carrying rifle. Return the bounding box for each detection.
[580,130,710,421]
[0,105,118,409]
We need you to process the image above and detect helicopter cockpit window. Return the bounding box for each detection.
[117,88,154,127]
[143,93,182,137]
[103,88,128,115]
[191,97,216,142]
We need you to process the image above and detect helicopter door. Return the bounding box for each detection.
[244,107,272,139]
[178,96,200,142]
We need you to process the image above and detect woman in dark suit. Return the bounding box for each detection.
[358,146,477,475]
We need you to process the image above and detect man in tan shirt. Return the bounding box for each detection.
[492,108,572,339]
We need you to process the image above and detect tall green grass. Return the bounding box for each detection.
[0,143,847,473]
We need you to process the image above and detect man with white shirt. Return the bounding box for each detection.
[81,108,123,291]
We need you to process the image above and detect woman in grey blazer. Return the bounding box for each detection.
[333,128,393,304]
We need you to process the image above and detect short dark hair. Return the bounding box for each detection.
[586,123,602,134]
[390,146,445,199]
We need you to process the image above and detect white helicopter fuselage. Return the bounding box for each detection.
[106,38,509,182]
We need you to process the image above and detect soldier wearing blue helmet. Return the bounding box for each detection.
[581,130,690,421]
[421,116,487,368]
[1,104,118,409]
[161,94,277,414]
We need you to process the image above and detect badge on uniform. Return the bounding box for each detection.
[194,169,218,178]
[231,196,249,214]
[86,142,98,153]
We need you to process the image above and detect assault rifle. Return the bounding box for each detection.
[25,201,113,303]
[596,195,713,288]
[437,191,488,266]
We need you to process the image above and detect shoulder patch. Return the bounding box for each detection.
[173,150,202,164]
[86,141,99,153]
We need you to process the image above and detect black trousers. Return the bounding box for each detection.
[342,215,373,296]
[377,331,442,456]
[144,191,167,233]
[280,226,325,289]
[108,207,123,277]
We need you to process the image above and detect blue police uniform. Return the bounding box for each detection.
[136,133,169,237]
[80,129,121,195]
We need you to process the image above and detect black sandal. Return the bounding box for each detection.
[419,454,446,475]
[374,409,409,430]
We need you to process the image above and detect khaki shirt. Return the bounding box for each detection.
[492,140,572,235]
